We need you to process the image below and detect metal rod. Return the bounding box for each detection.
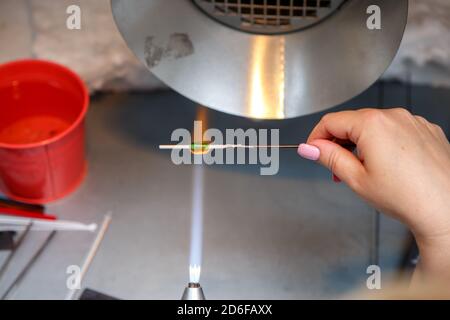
[405,69,413,113]
[0,198,44,213]
[369,80,385,267]
[1,230,57,300]
[370,210,381,266]
[160,144,299,150]
[0,222,33,283]
[0,216,97,232]
[0,225,95,232]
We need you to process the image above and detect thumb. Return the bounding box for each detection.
[298,139,366,191]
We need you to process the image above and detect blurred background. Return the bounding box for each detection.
[0,0,449,299]
[1,0,449,90]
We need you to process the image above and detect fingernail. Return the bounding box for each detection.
[332,173,342,183]
[298,143,320,161]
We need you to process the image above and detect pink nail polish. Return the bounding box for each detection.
[298,143,320,161]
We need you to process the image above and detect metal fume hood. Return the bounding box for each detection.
[112,0,408,119]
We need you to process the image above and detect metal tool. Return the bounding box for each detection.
[181,282,206,300]
[112,0,408,119]
[0,207,56,221]
[0,231,15,251]
[160,143,299,153]
[0,216,97,232]
[0,222,33,283]
[1,230,57,300]
[0,198,45,213]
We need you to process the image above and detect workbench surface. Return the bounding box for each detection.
[1,82,449,299]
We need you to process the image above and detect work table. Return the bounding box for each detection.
[1,82,448,299]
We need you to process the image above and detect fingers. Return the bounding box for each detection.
[300,139,366,191]
[307,110,367,144]
[301,110,371,191]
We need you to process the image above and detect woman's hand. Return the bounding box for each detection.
[299,108,450,284]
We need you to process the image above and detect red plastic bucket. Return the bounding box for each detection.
[0,60,89,204]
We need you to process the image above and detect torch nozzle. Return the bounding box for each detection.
[181,283,205,300]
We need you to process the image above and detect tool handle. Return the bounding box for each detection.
[0,207,56,221]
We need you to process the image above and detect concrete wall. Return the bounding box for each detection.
[1,0,449,91]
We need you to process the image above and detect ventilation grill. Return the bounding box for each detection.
[193,0,346,34]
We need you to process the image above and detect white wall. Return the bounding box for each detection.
[1,0,449,91]
[384,0,450,87]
